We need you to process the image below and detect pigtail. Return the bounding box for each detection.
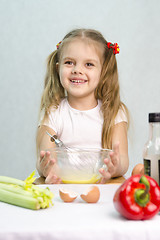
[40,50,65,114]
[95,50,128,149]
[38,50,65,126]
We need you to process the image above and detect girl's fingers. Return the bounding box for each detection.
[109,143,119,165]
[45,174,54,184]
[45,174,62,184]
[54,177,62,184]
[99,168,110,179]
[100,176,110,184]
[39,150,60,183]
[43,159,55,177]
[108,153,118,171]
[104,158,115,173]
[99,143,121,184]
[40,151,45,162]
[45,174,57,184]
[40,151,50,164]
[40,151,51,170]
[98,168,112,183]
[99,155,118,183]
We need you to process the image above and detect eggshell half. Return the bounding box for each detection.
[80,186,100,203]
[59,188,78,202]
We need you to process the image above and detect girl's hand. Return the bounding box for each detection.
[39,150,62,184]
[98,143,120,184]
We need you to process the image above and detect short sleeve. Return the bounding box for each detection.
[38,108,58,133]
[114,107,128,125]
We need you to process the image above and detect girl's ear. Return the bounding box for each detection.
[56,62,59,72]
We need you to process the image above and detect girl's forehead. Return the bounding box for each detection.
[60,38,104,61]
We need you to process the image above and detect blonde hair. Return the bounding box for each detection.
[40,28,129,149]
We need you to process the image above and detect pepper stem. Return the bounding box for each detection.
[134,176,150,207]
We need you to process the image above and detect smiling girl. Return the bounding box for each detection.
[36,28,129,184]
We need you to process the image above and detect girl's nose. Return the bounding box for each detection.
[71,65,83,74]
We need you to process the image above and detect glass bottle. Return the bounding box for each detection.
[143,113,160,185]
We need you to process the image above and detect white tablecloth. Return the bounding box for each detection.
[0,184,160,240]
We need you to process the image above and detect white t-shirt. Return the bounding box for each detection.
[40,98,127,149]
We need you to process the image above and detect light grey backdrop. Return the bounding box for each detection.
[0,0,160,179]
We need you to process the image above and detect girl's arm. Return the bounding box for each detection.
[99,121,129,182]
[111,121,129,176]
[36,125,61,183]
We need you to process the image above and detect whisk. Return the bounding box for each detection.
[46,131,82,166]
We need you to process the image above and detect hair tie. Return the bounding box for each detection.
[56,41,119,54]
[107,42,119,54]
[56,41,62,49]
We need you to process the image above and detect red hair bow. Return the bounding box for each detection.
[56,41,62,49]
[107,42,120,54]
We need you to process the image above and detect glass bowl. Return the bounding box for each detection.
[48,147,112,184]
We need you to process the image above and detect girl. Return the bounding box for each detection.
[36,28,129,184]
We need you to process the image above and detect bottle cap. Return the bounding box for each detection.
[149,113,160,122]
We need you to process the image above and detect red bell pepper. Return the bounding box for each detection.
[113,174,160,220]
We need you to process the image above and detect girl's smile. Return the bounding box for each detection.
[69,77,88,84]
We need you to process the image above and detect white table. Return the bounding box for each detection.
[0,184,160,240]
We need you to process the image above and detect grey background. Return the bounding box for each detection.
[0,0,160,179]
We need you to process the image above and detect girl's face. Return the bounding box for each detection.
[57,39,103,105]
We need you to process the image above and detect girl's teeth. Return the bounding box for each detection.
[71,80,85,83]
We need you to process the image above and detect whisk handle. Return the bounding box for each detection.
[52,135,65,148]
[46,131,65,148]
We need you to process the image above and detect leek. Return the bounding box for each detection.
[0,171,54,210]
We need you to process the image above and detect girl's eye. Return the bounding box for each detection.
[86,63,94,67]
[64,61,73,65]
